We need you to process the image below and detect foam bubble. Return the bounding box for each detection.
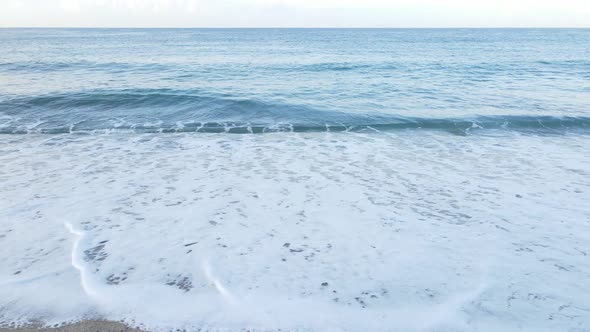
[1,131,589,331]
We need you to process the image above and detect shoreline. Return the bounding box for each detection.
[0,321,145,332]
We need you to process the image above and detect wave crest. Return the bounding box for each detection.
[1,89,589,135]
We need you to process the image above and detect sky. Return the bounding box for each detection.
[1,0,589,28]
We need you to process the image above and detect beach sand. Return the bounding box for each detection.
[0,321,144,332]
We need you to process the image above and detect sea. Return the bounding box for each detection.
[0,28,589,331]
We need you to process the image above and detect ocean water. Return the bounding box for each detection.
[0,29,589,331]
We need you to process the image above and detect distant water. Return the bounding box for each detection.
[1,29,590,134]
[0,29,589,331]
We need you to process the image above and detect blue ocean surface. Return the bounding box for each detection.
[1,28,589,134]
[1,29,590,332]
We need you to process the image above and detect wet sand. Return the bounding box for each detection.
[0,321,144,332]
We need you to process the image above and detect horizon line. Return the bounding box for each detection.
[1,26,589,29]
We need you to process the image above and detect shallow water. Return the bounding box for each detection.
[1,29,590,331]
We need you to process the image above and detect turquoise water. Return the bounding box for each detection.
[1,28,589,134]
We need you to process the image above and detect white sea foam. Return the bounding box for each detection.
[0,131,589,331]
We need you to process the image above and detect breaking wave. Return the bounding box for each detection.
[1,89,589,135]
